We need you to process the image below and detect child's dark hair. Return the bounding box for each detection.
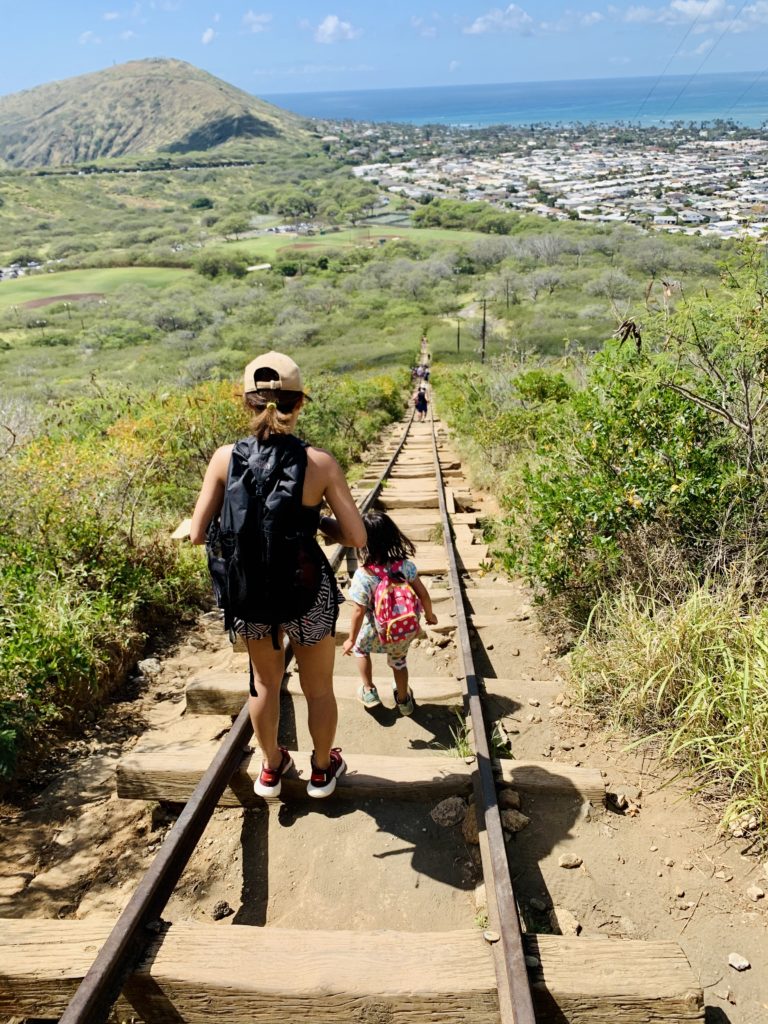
[361,510,415,566]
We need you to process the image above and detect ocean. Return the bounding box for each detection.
[264,71,768,128]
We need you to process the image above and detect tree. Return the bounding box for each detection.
[218,214,250,241]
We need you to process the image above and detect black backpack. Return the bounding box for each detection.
[206,434,332,649]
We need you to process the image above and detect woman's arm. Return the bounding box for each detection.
[316,453,367,549]
[189,445,232,545]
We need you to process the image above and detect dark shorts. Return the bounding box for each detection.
[232,568,344,648]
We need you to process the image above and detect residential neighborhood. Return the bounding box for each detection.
[350,132,768,240]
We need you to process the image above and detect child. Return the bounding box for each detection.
[343,510,437,715]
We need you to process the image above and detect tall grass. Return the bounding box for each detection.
[573,570,768,828]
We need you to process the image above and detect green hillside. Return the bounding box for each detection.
[0,58,311,168]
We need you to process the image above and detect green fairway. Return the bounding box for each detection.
[229,224,486,261]
[0,267,191,309]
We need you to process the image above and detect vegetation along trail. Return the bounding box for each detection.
[3,376,728,1023]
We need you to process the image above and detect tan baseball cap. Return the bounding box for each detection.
[243,351,308,396]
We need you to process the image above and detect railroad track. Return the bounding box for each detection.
[0,368,704,1023]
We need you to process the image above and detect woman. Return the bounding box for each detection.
[190,352,366,799]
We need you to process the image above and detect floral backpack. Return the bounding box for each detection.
[368,561,422,645]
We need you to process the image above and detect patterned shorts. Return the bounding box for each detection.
[233,569,344,647]
[352,622,411,671]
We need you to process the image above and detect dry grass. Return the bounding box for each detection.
[573,566,768,831]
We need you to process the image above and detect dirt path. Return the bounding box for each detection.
[1,418,766,1022]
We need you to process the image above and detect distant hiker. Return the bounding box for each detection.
[190,351,366,799]
[420,333,428,353]
[343,511,437,716]
[414,387,428,422]
[415,364,425,379]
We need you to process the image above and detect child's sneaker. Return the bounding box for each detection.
[393,687,414,717]
[253,746,293,799]
[306,748,346,798]
[357,684,381,709]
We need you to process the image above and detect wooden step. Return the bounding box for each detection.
[0,920,704,1023]
[186,671,465,715]
[116,748,606,805]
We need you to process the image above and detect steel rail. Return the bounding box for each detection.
[59,408,416,1024]
[429,405,536,1024]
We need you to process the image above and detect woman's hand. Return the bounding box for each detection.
[342,638,355,657]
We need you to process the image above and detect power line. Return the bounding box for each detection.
[663,1,750,121]
[634,10,706,121]
[721,65,768,122]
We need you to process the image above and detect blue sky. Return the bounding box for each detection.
[2,1,767,97]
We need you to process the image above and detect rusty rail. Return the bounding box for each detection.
[429,404,536,1024]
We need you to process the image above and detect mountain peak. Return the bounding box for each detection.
[0,59,307,168]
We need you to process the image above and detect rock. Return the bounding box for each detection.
[558,853,582,869]
[486,643,494,651]
[501,809,530,833]
[211,900,233,921]
[528,698,540,707]
[715,870,733,882]
[676,889,686,898]
[529,897,548,912]
[664,858,675,867]
[462,805,480,845]
[682,860,694,871]
[728,953,751,972]
[580,800,593,821]
[525,955,540,969]
[483,929,500,943]
[510,648,520,657]
[138,657,162,676]
[746,885,765,902]
[498,789,521,810]
[560,741,574,751]
[430,796,467,828]
[549,907,581,936]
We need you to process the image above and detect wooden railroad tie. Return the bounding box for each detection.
[115,746,607,805]
[0,919,704,1023]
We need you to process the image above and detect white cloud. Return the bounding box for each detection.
[79,30,102,45]
[103,11,120,20]
[448,59,460,72]
[411,15,438,37]
[693,35,714,52]
[464,4,534,35]
[201,26,215,43]
[671,0,726,17]
[624,0,728,23]
[314,14,362,43]
[243,10,272,33]
[121,28,137,39]
[540,9,606,31]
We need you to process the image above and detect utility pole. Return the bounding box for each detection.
[481,298,487,364]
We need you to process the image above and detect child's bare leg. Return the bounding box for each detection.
[393,665,409,702]
[356,654,375,691]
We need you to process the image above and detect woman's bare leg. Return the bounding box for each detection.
[245,635,287,770]
[294,633,337,770]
